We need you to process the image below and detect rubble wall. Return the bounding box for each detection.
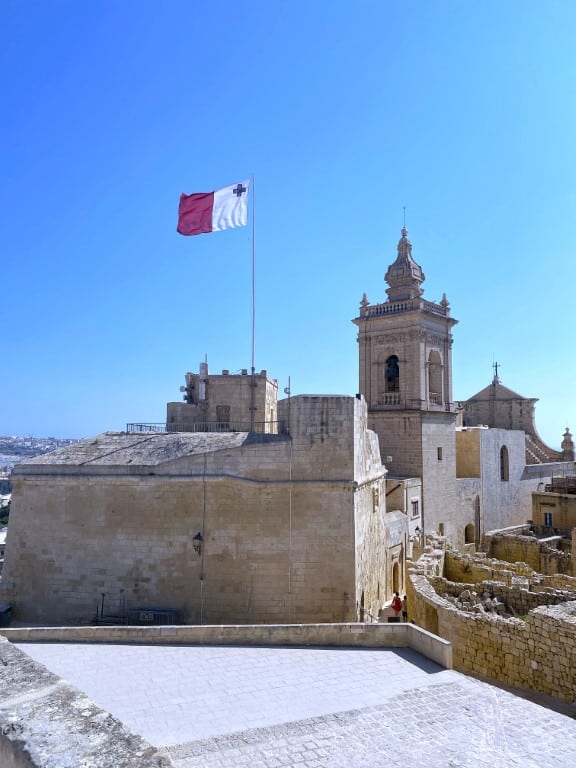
[409,547,576,703]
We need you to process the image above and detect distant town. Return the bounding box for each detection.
[0,435,78,480]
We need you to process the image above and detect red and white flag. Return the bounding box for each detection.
[177,180,250,236]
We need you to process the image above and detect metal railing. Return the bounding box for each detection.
[126,421,287,435]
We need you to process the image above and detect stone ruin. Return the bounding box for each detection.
[441,587,513,617]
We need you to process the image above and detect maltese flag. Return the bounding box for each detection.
[177,179,250,236]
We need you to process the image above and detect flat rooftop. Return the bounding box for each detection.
[16,641,576,767]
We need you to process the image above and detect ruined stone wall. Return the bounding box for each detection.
[409,548,576,703]
[485,533,573,576]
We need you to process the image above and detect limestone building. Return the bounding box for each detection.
[166,363,278,433]
[0,394,402,626]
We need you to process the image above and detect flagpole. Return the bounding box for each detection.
[250,173,256,432]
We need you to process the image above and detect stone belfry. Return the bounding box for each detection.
[353,227,459,538]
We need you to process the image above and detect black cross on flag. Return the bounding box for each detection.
[178,179,250,236]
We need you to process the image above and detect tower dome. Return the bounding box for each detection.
[384,227,425,302]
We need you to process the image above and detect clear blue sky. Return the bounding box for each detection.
[2,0,575,448]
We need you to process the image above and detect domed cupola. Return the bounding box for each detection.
[384,227,425,302]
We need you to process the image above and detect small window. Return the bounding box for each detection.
[411,500,419,518]
[438,523,445,536]
[500,445,509,481]
[437,447,443,460]
[372,486,380,513]
[544,512,553,527]
[464,523,475,544]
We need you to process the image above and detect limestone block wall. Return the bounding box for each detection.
[367,411,424,479]
[455,429,481,477]
[278,395,356,480]
[2,469,359,626]
[445,549,535,584]
[485,533,573,577]
[408,553,576,701]
[455,477,481,541]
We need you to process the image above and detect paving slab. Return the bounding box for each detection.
[16,642,576,767]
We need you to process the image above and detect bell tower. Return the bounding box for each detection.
[353,227,459,539]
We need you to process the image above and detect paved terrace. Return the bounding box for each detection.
[4,624,576,767]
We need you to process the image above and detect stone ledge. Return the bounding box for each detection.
[0,636,171,768]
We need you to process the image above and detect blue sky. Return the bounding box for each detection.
[2,0,575,448]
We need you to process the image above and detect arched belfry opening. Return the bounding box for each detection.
[428,350,442,405]
[385,355,400,392]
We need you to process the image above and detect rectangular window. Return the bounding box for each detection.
[411,500,419,518]
[216,405,230,430]
[544,512,553,527]
[437,447,443,460]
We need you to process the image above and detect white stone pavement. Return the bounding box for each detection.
[17,642,576,767]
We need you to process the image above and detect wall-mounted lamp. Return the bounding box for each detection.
[192,532,203,556]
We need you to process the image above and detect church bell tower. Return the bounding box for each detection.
[353,227,458,539]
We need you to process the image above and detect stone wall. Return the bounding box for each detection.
[409,547,576,703]
[485,532,573,576]
[455,429,481,477]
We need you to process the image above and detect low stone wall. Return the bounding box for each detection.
[409,553,576,703]
[0,621,451,766]
[0,636,170,768]
[0,621,452,669]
